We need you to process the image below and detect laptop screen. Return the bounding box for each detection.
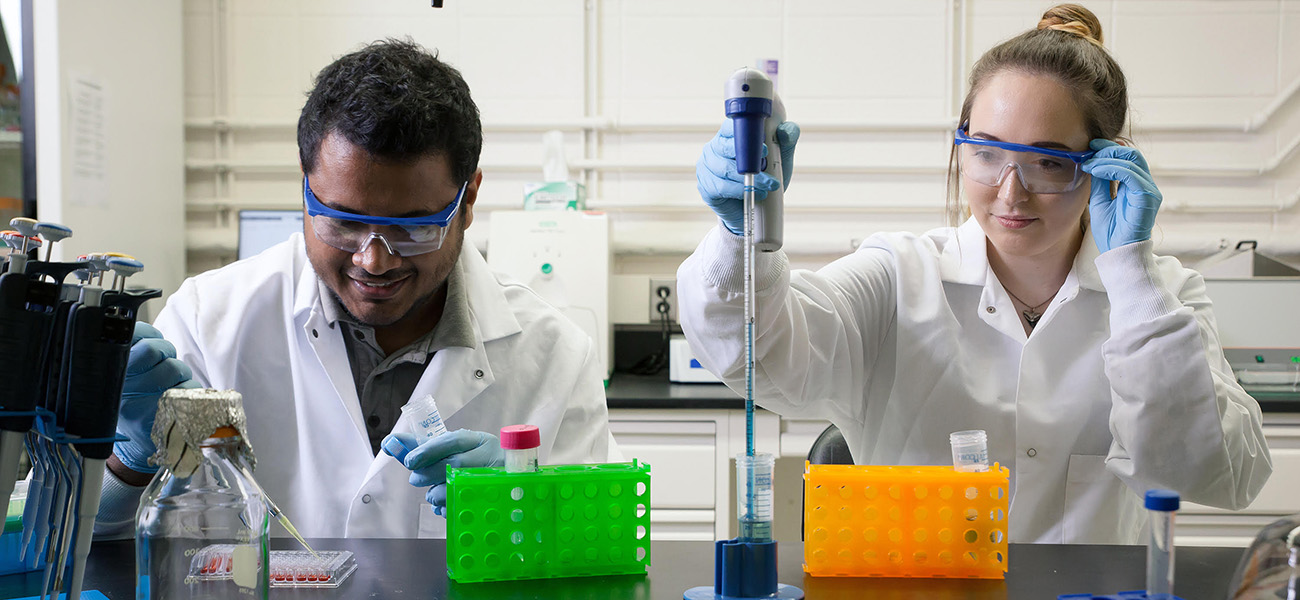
[238,210,304,260]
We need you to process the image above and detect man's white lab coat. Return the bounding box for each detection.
[153,234,617,538]
[677,219,1270,544]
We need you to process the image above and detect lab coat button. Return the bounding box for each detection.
[1026,448,1037,457]
[474,369,484,379]
[311,329,318,338]
[362,494,372,504]
[985,306,996,314]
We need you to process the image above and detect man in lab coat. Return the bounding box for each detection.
[96,39,618,538]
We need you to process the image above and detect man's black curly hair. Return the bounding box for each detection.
[298,38,482,184]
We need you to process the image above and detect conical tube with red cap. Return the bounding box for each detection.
[500,425,540,473]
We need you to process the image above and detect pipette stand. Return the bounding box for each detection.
[684,538,803,600]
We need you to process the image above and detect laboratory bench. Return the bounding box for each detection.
[607,370,1300,413]
[0,538,1247,599]
[605,372,743,410]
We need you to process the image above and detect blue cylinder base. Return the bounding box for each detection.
[683,583,804,600]
[683,538,804,600]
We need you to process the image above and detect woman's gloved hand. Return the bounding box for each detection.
[383,429,505,516]
[114,322,200,475]
[695,120,800,235]
[1082,139,1163,253]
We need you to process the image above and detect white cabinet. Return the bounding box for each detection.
[608,408,784,541]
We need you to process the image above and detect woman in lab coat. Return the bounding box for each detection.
[678,3,1271,544]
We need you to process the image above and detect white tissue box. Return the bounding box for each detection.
[523,181,586,210]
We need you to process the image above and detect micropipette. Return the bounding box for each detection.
[235,465,319,558]
[33,222,71,264]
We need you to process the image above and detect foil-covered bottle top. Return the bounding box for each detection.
[150,388,256,477]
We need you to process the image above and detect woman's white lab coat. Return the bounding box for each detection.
[677,219,1271,544]
[153,233,617,539]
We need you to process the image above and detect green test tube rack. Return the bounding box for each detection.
[446,459,652,583]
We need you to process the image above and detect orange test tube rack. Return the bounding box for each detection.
[803,462,1010,579]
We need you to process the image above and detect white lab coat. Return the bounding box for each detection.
[152,233,618,539]
[678,219,1271,544]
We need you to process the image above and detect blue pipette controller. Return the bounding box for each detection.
[684,68,803,600]
[724,68,786,252]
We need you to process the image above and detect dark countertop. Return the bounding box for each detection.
[0,538,1246,600]
[608,371,1300,413]
[606,372,742,409]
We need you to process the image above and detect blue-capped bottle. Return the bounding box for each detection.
[135,389,269,599]
[1145,489,1180,600]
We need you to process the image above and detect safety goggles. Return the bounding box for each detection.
[303,175,467,257]
[954,127,1096,194]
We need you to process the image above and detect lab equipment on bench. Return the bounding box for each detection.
[0,217,161,600]
[445,453,651,583]
[803,462,1011,579]
[487,210,611,380]
[669,335,722,384]
[1226,511,1300,599]
[135,388,271,599]
[187,545,356,589]
[1202,278,1300,408]
[685,67,802,600]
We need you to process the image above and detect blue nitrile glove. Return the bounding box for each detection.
[695,120,801,235]
[1081,139,1163,253]
[113,322,199,474]
[383,429,505,516]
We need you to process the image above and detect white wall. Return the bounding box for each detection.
[35,0,185,304]
[181,0,1300,321]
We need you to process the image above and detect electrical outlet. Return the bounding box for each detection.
[648,277,677,324]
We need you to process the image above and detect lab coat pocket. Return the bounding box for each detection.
[1062,454,1126,544]
[418,503,447,539]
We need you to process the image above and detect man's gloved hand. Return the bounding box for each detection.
[1082,139,1163,253]
[383,429,505,516]
[114,322,199,474]
[695,120,800,235]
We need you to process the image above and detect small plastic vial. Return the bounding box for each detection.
[1146,489,1180,600]
[500,424,540,473]
[400,394,448,442]
[736,452,775,543]
[949,429,989,472]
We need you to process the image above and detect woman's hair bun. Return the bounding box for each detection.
[1037,3,1104,45]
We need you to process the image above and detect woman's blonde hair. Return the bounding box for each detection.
[944,3,1128,225]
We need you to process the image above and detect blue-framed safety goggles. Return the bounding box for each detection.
[303,175,467,256]
[954,126,1097,194]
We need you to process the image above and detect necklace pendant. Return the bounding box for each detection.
[1023,309,1042,328]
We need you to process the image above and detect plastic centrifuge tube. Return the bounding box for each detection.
[950,429,989,472]
[500,425,540,473]
[736,452,775,543]
[401,394,448,442]
[1146,489,1180,600]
